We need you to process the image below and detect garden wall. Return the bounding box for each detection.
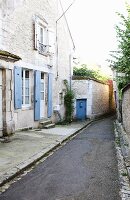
[122,84,130,134]
[72,77,115,119]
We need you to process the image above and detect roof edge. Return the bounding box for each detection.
[0,50,21,62]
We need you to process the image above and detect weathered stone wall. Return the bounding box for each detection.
[122,85,130,134]
[0,0,57,132]
[91,81,109,118]
[72,80,92,118]
[72,79,112,119]
[52,1,73,121]
[0,0,73,133]
[109,80,116,112]
[0,0,57,66]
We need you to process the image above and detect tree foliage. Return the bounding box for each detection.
[108,5,130,90]
[73,64,109,83]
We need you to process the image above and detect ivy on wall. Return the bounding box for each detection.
[64,80,75,123]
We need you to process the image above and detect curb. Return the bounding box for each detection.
[114,121,130,200]
[0,120,93,188]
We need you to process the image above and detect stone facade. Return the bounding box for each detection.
[72,78,115,119]
[72,80,93,118]
[91,81,109,118]
[113,70,122,122]
[0,0,73,135]
[122,84,130,134]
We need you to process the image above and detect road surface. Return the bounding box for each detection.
[0,117,121,200]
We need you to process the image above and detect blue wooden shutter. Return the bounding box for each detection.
[34,70,41,121]
[48,73,53,118]
[14,66,22,109]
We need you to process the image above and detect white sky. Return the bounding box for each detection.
[65,0,129,67]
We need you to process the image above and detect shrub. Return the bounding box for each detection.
[64,80,75,123]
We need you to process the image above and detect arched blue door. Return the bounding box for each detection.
[76,99,87,120]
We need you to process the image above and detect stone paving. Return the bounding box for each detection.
[0,120,91,188]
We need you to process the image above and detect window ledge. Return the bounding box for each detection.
[38,51,48,57]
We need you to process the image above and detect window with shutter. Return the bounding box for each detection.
[22,69,31,107]
[34,16,48,55]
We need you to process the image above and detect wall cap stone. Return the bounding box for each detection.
[72,75,109,85]
[122,83,130,94]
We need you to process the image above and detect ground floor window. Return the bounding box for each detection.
[22,69,30,107]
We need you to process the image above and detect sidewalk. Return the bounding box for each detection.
[0,120,92,187]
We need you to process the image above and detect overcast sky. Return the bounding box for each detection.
[65,0,129,66]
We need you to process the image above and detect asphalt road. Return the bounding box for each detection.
[0,117,121,200]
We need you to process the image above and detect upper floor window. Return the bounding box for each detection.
[34,16,55,56]
[34,16,48,55]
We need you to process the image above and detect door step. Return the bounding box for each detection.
[39,119,55,129]
[44,123,55,129]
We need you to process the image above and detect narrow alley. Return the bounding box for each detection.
[0,117,121,200]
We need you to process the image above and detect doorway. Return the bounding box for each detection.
[76,99,87,120]
[40,73,45,119]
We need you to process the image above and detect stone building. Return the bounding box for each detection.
[0,0,73,136]
[72,77,115,120]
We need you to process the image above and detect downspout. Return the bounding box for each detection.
[56,21,58,78]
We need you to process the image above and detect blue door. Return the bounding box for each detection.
[34,70,41,121]
[76,99,87,120]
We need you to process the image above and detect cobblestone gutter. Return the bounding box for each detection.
[114,120,130,199]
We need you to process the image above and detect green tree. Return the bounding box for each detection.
[73,64,109,83]
[108,5,130,91]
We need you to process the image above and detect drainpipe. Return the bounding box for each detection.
[69,54,73,90]
[56,21,58,78]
